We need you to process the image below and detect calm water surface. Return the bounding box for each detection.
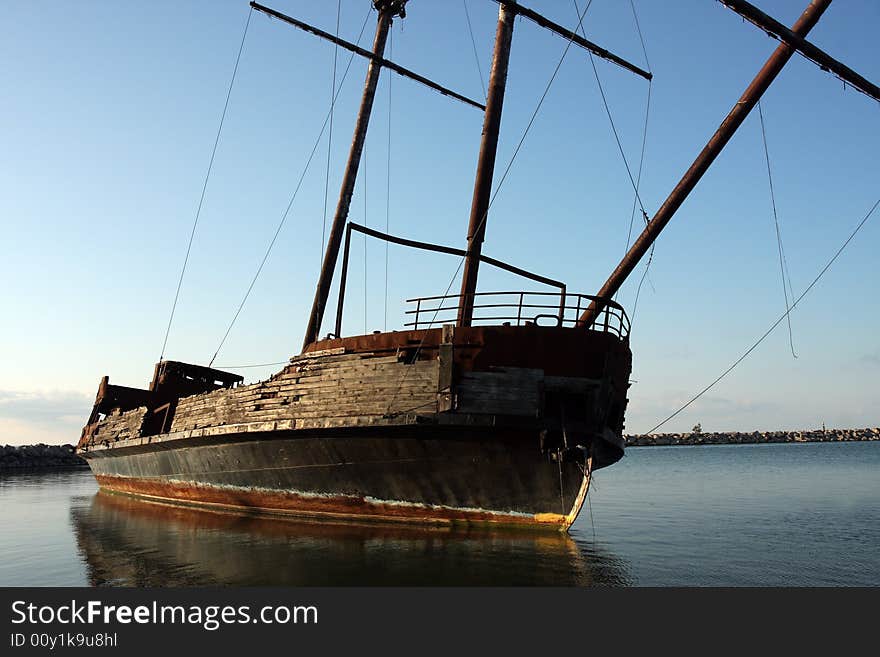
[1,442,877,586]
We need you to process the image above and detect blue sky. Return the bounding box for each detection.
[1,0,877,445]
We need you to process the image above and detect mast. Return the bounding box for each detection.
[578,0,831,328]
[302,0,406,349]
[457,1,516,327]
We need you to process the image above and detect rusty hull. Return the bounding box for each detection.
[80,324,630,532]
[84,426,591,530]
[93,475,582,530]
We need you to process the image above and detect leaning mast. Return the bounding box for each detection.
[302,0,407,349]
[579,0,879,327]
[457,0,650,327]
[457,2,516,327]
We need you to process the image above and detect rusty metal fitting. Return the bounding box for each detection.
[373,0,407,19]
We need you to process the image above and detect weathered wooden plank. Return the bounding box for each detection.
[455,399,538,417]
[304,362,439,378]
[261,368,438,393]
[176,391,438,423]
[249,385,436,406]
[544,376,601,393]
[286,353,398,369]
[268,378,438,398]
[267,363,422,385]
[458,390,538,404]
[456,370,540,417]
[91,407,148,442]
[168,358,440,432]
[283,353,430,371]
[458,385,539,402]
[479,367,544,382]
[295,414,421,430]
[271,366,438,384]
[285,403,436,420]
[459,369,542,383]
[289,346,348,360]
[284,389,434,408]
[232,404,435,422]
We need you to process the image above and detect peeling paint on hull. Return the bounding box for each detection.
[94,475,579,530]
[83,430,590,531]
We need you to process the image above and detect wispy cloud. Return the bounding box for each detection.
[626,391,781,434]
[0,389,91,445]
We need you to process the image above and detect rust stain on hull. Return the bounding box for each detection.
[95,474,578,531]
[89,490,576,543]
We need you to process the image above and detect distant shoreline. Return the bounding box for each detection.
[3,429,878,470]
[625,427,880,447]
[0,444,87,471]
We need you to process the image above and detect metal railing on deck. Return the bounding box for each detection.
[405,291,630,339]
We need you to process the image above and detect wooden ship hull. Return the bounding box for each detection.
[78,323,631,531]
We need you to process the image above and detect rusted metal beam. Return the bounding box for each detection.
[250,2,485,110]
[458,1,516,327]
[303,4,397,349]
[579,0,831,328]
[348,222,566,288]
[333,221,568,336]
[353,222,467,258]
[718,0,880,102]
[333,223,354,339]
[491,0,652,80]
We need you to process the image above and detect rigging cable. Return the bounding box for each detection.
[622,85,652,255]
[574,0,650,221]
[622,0,656,319]
[646,197,880,435]
[570,0,654,317]
[384,0,597,415]
[321,0,343,264]
[757,100,798,358]
[628,0,651,88]
[214,360,289,370]
[208,8,373,368]
[159,7,253,362]
[462,0,488,100]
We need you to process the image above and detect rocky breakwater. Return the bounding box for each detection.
[626,427,880,447]
[0,444,88,470]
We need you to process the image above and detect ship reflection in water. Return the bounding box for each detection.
[70,492,632,586]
